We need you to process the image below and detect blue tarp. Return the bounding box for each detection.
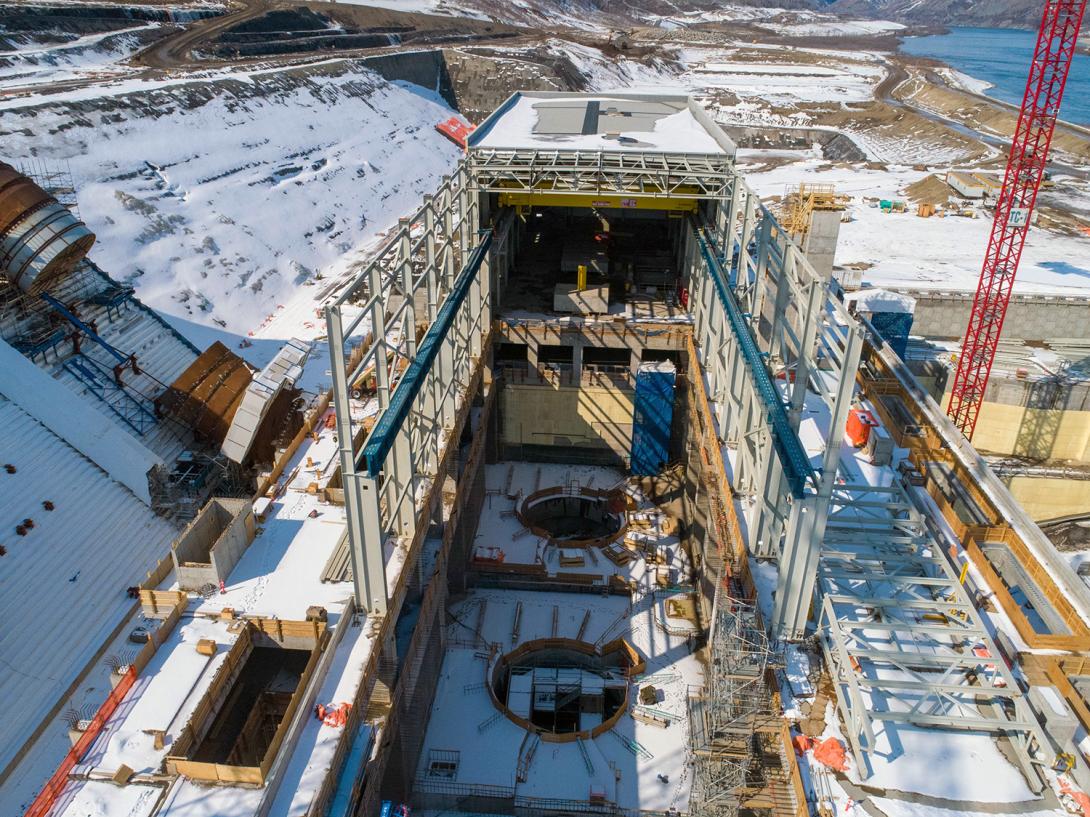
[631,361,676,476]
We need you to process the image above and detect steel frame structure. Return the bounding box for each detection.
[816,479,1050,783]
[685,173,864,640]
[326,103,1062,803]
[947,0,1087,439]
[326,163,513,614]
[468,147,736,201]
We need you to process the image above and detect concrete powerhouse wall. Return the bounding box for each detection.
[937,389,1090,462]
[1004,476,1090,522]
[501,383,634,460]
[899,289,1090,342]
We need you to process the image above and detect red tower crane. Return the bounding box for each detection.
[946,0,1088,439]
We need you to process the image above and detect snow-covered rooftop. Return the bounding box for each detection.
[0,394,178,778]
[469,92,735,156]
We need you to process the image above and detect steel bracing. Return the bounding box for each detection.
[468,147,736,201]
[326,163,513,613]
[685,176,863,640]
[816,479,1050,784]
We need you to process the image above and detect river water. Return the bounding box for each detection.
[901,26,1090,127]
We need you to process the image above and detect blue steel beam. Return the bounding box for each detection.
[361,230,493,476]
[693,226,813,497]
[40,292,129,365]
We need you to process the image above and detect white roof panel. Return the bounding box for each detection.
[470,92,733,156]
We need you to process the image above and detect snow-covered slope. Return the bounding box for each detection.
[0,25,166,92]
[0,61,461,341]
[828,0,1042,28]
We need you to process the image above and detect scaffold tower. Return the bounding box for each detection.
[689,592,777,817]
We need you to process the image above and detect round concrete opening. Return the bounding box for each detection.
[490,639,635,738]
[520,491,624,542]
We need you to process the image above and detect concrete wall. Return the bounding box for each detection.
[898,289,1090,342]
[940,392,1090,462]
[361,51,456,109]
[1005,476,1090,522]
[171,497,255,590]
[440,49,580,122]
[721,125,866,162]
[500,382,634,460]
[802,209,841,282]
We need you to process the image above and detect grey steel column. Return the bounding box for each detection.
[771,323,864,640]
[770,493,820,640]
[326,307,387,613]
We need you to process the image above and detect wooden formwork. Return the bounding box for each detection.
[516,484,629,549]
[139,589,187,618]
[856,350,945,451]
[1023,653,1090,737]
[964,525,1090,651]
[166,624,254,776]
[165,619,329,785]
[485,637,640,743]
[131,593,187,675]
[684,336,748,577]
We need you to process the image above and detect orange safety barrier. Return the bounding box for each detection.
[812,737,849,772]
[315,702,352,728]
[1061,779,1090,817]
[435,117,475,149]
[25,666,137,817]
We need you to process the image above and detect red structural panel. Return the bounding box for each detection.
[25,666,137,817]
[946,0,1088,440]
[435,117,475,149]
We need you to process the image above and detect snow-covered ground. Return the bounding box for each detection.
[757,19,906,38]
[680,50,885,105]
[0,61,461,346]
[0,25,163,92]
[643,6,787,29]
[933,66,995,96]
[414,462,701,810]
[741,155,1090,296]
[321,0,487,18]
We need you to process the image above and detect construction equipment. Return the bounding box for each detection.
[947,0,1088,439]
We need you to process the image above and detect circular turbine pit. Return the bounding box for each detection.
[490,639,635,738]
[518,488,626,545]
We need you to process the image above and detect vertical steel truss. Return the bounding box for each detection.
[326,162,509,614]
[690,591,774,817]
[687,174,864,640]
[816,480,1050,784]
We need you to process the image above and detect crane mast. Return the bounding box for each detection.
[946,0,1088,439]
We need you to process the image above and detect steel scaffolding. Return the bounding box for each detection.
[689,592,776,817]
